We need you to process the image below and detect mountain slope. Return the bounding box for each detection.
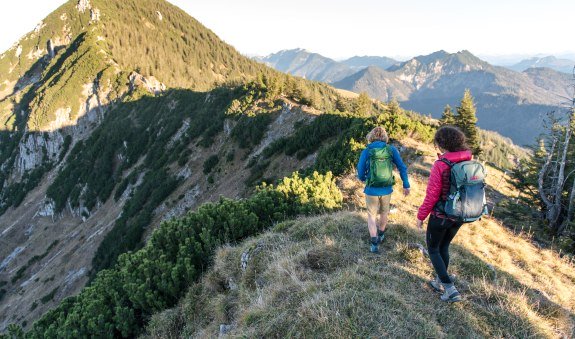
[143,149,575,338]
[258,49,356,83]
[333,66,412,101]
[509,56,574,74]
[0,0,341,331]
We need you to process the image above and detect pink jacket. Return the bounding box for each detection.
[417,150,473,221]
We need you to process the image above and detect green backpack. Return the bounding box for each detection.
[366,146,395,187]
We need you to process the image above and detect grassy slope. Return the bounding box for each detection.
[144,142,575,338]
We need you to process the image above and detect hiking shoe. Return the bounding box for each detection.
[378,232,386,244]
[370,243,379,253]
[440,286,462,303]
[429,276,443,293]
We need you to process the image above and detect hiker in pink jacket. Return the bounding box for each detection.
[416,126,471,303]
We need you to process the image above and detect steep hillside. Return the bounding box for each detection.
[258,49,355,83]
[333,66,412,101]
[509,56,574,74]
[142,145,575,338]
[0,0,341,331]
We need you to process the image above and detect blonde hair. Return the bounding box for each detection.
[366,126,389,143]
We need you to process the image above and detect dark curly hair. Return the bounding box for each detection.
[434,125,469,152]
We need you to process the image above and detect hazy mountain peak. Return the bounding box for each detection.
[341,55,398,70]
[509,55,574,74]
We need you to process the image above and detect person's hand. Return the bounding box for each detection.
[416,219,423,230]
[403,188,410,196]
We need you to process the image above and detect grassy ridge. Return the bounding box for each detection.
[143,183,575,338]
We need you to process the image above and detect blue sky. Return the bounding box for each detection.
[1,0,573,62]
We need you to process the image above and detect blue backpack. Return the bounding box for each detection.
[435,159,488,223]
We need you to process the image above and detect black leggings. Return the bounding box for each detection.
[426,215,462,284]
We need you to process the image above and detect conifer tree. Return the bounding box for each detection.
[354,92,372,116]
[440,104,455,125]
[387,97,401,115]
[456,89,481,155]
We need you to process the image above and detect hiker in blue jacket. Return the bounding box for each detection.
[357,126,410,253]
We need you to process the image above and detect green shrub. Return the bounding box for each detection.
[203,155,219,174]
[28,172,341,338]
[40,287,59,304]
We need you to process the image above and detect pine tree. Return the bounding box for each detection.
[387,97,401,115]
[456,89,481,155]
[440,104,455,125]
[354,92,372,116]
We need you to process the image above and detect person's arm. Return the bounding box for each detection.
[390,146,410,189]
[417,162,443,221]
[356,149,368,182]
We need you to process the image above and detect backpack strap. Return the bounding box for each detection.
[433,158,455,215]
[438,158,455,168]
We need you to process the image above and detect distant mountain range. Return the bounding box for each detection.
[509,56,574,74]
[259,49,573,145]
[257,49,399,84]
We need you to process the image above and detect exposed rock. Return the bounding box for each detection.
[60,13,68,21]
[0,246,25,272]
[24,224,35,237]
[128,72,166,95]
[407,242,429,257]
[37,200,56,217]
[15,45,22,58]
[76,0,91,13]
[219,324,233,337]
[90,8,100,22]
[27,46,45,60]
[157,184,201,222]
[251,102,305,158]
[177,167,192,179]
[223,119,236,136]
[241,242,262,271]
[34,21,45,34]
[64,267,86,286]
[227,278,238,291]
[156,11,163,21]
[167,118,190,148]
[47,39,55,59]
[16,132,64,174]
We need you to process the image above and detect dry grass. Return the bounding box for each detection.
[143,209,575,338]
[142,142,575,338]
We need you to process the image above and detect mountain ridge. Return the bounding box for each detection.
[509,56,575,74]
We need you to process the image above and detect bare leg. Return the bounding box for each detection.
[367,214,378,237]
[378,212,388,232]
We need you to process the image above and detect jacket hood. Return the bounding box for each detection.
[439,150,473,163]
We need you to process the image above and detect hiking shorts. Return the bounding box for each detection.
[365,194,391,218]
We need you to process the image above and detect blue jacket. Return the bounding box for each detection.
[357,141,410,196]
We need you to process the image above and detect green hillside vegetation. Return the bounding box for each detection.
[480,129,529,170]
[0,1,88,85]
[25,172,342,338]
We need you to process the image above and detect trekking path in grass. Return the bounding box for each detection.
[144,168,575,338]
